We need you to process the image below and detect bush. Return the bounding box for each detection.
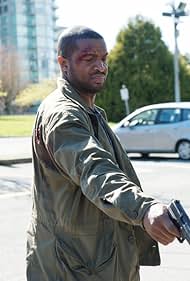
[15,79,57,107]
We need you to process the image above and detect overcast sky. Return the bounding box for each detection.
[56,0,190,55]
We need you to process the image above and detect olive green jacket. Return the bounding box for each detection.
[26,78,160,281]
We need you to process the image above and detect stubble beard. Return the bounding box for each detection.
[68,75,105,96]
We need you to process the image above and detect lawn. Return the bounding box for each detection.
[0,115,35,137]
[0,115,115,137]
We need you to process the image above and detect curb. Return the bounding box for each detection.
[0,158,32,166]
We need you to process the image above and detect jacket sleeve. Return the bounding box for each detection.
[45,110,159,227]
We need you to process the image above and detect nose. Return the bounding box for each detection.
[94,60,107,73]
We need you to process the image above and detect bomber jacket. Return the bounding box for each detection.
[26,78,160,281]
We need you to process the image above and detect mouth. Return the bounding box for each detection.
[91,74,106,84]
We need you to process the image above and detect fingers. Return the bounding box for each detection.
[143,203,180,245]
[147,215,176,245]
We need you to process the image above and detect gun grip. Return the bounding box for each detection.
[168,212,184,243]
[177,236,184,243]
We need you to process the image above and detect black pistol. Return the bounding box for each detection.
[168,199,190,245]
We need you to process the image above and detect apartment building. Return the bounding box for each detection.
[0,0,59,83]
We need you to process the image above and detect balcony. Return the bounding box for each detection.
[52,14,58,21]
[52,3,59,10]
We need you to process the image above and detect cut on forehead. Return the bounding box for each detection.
[57,25,104,58]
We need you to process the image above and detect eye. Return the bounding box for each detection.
[83,55,94,62]
[102,55,108,64]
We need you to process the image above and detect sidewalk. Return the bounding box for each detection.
[0,137,32,165]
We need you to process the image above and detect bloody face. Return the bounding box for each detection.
[65,38,108,95]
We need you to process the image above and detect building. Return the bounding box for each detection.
[0,0,59,84]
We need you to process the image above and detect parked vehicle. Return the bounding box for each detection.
[112,102,190,160]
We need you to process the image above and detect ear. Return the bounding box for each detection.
[57,56,68,73]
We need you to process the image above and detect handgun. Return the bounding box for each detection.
[168,199,190,245]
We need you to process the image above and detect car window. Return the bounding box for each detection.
[129,109,158,126]
[156,108,181,124]
[182,109,190,121]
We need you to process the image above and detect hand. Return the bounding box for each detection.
[143,203,180,245]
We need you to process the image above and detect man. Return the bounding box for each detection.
[26,26,179,281]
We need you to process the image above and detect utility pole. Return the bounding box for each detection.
[162,2,189,102]
[173,17,181,102]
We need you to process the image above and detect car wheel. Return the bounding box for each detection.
[177,140,190,160]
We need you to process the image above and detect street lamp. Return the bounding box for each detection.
[162,2,189,102]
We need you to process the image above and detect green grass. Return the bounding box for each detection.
[0,114,116,137]
[0,115,35,137]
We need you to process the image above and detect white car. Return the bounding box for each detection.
[112,102,190,160]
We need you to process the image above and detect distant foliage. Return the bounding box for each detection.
[180,55,190,101]
[0,46,25,113]
[15,79,57,108]
[96,16,190,122]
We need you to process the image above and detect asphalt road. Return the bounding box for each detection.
[0,158,190,281]
[0,137,32,160]
[1,155,190,203]
[0,163,31,197]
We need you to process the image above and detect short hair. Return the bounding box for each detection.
[57,26,104,58]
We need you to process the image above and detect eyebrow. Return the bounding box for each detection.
[80,50,96,55]
[80,50,108,57]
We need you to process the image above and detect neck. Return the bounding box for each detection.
[79,92,96,108]
[62,75,96,108]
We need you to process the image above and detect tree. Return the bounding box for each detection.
[0,46,25,113]
[179,54,190,101]
[96,16,190,122]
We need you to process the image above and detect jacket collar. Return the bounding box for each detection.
[57,78,96,115]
